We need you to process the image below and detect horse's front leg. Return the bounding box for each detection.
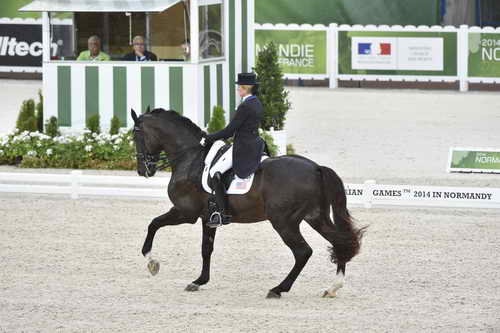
[142,206,197,275]
[185,220,217,292]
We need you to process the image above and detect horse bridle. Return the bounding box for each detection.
[133,125,202,177]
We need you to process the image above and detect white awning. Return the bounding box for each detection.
[19,0,184,12]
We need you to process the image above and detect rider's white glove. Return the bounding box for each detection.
[200,137,206,146]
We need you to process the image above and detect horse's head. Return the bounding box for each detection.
[131,107,161,178]
[131,107,204,178]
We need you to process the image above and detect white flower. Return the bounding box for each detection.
[0,149,4,155]
[46,148,53,156]
[36,142,42,147]
[27,150,37,157]
[92,132,98,138]
[119,128,128,134]
[113,145,119,151]
[84,145,93,152]
[115,138,122,145]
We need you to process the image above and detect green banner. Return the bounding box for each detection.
[255,0,440,26]
[469,33,500,77]
[255,30,327,75]
[0,0,39,18]
[0,0,71,19]
[339,31,457,76]
[450,149,500,172]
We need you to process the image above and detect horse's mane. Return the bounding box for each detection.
[148,108,203,138]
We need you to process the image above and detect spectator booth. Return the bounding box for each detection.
[20,0,254,131]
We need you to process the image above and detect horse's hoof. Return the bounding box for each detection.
[185,283,200,292]
[266,290,281,299]
[322,290,337,298]
[147,259,160,276]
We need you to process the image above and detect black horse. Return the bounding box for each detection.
[132,108,365,298]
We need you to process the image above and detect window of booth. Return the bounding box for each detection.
[49,16,75,60]
[199,0,224,59]
[74,12,146,60]
[150,2,190,61]
[69,3,189,61]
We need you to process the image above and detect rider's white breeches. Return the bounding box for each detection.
[209,146,233,177]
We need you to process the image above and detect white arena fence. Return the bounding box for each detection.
[1,171,499,209]
[250,23,500,91]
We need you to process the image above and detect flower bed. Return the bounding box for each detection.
[0,129,137,170]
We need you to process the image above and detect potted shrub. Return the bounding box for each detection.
[254,41,291,155]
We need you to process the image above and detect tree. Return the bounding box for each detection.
[36,90,44,132]
[254,42,291,130]
[86,114,101,134]
[109,116,121,135]
[45,116,61,137]
[16,99,37,132]
[207,105,226,134]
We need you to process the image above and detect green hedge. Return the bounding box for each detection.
[0,129,136,170]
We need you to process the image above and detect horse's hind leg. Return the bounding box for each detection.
[267,222,312,299]
[185,220,217,292]
[306,217,346,298]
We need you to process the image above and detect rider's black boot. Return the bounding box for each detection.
[207,172,231,228]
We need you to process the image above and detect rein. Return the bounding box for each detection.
[137,145,201,174]
[134,125,202,177]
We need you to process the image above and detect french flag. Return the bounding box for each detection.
[358,42,391,55]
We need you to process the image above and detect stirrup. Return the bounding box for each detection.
[207,211,231,228]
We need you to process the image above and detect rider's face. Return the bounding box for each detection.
[237,85,251,98]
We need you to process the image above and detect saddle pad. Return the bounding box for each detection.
[202,140,268,195]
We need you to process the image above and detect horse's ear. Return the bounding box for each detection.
[131,109,138,124]
[146,105,151,113]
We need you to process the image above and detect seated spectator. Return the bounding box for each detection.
[123,36,157,61]
[77,35,110,61]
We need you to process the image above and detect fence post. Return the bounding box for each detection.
[248,0,255,71]
[71,170,82,199]
[362,179,376,208]
[329,23,339,89]
[458,25,469,92]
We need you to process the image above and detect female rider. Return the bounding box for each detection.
[200,72,265,227]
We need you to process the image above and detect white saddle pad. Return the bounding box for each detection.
[201,140,268,195]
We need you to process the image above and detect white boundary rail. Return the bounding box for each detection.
[1,171,499,209]
[0,171,169,199]
[251,23,500,91]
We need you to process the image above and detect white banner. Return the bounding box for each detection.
[351,37,444,71]
[345,182,500,209]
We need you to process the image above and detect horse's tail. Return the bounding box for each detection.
[319,166,366,264]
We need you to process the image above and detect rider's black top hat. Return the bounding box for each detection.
[235,72,259,85]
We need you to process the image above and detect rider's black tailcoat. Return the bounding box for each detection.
[207,96,265,178]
